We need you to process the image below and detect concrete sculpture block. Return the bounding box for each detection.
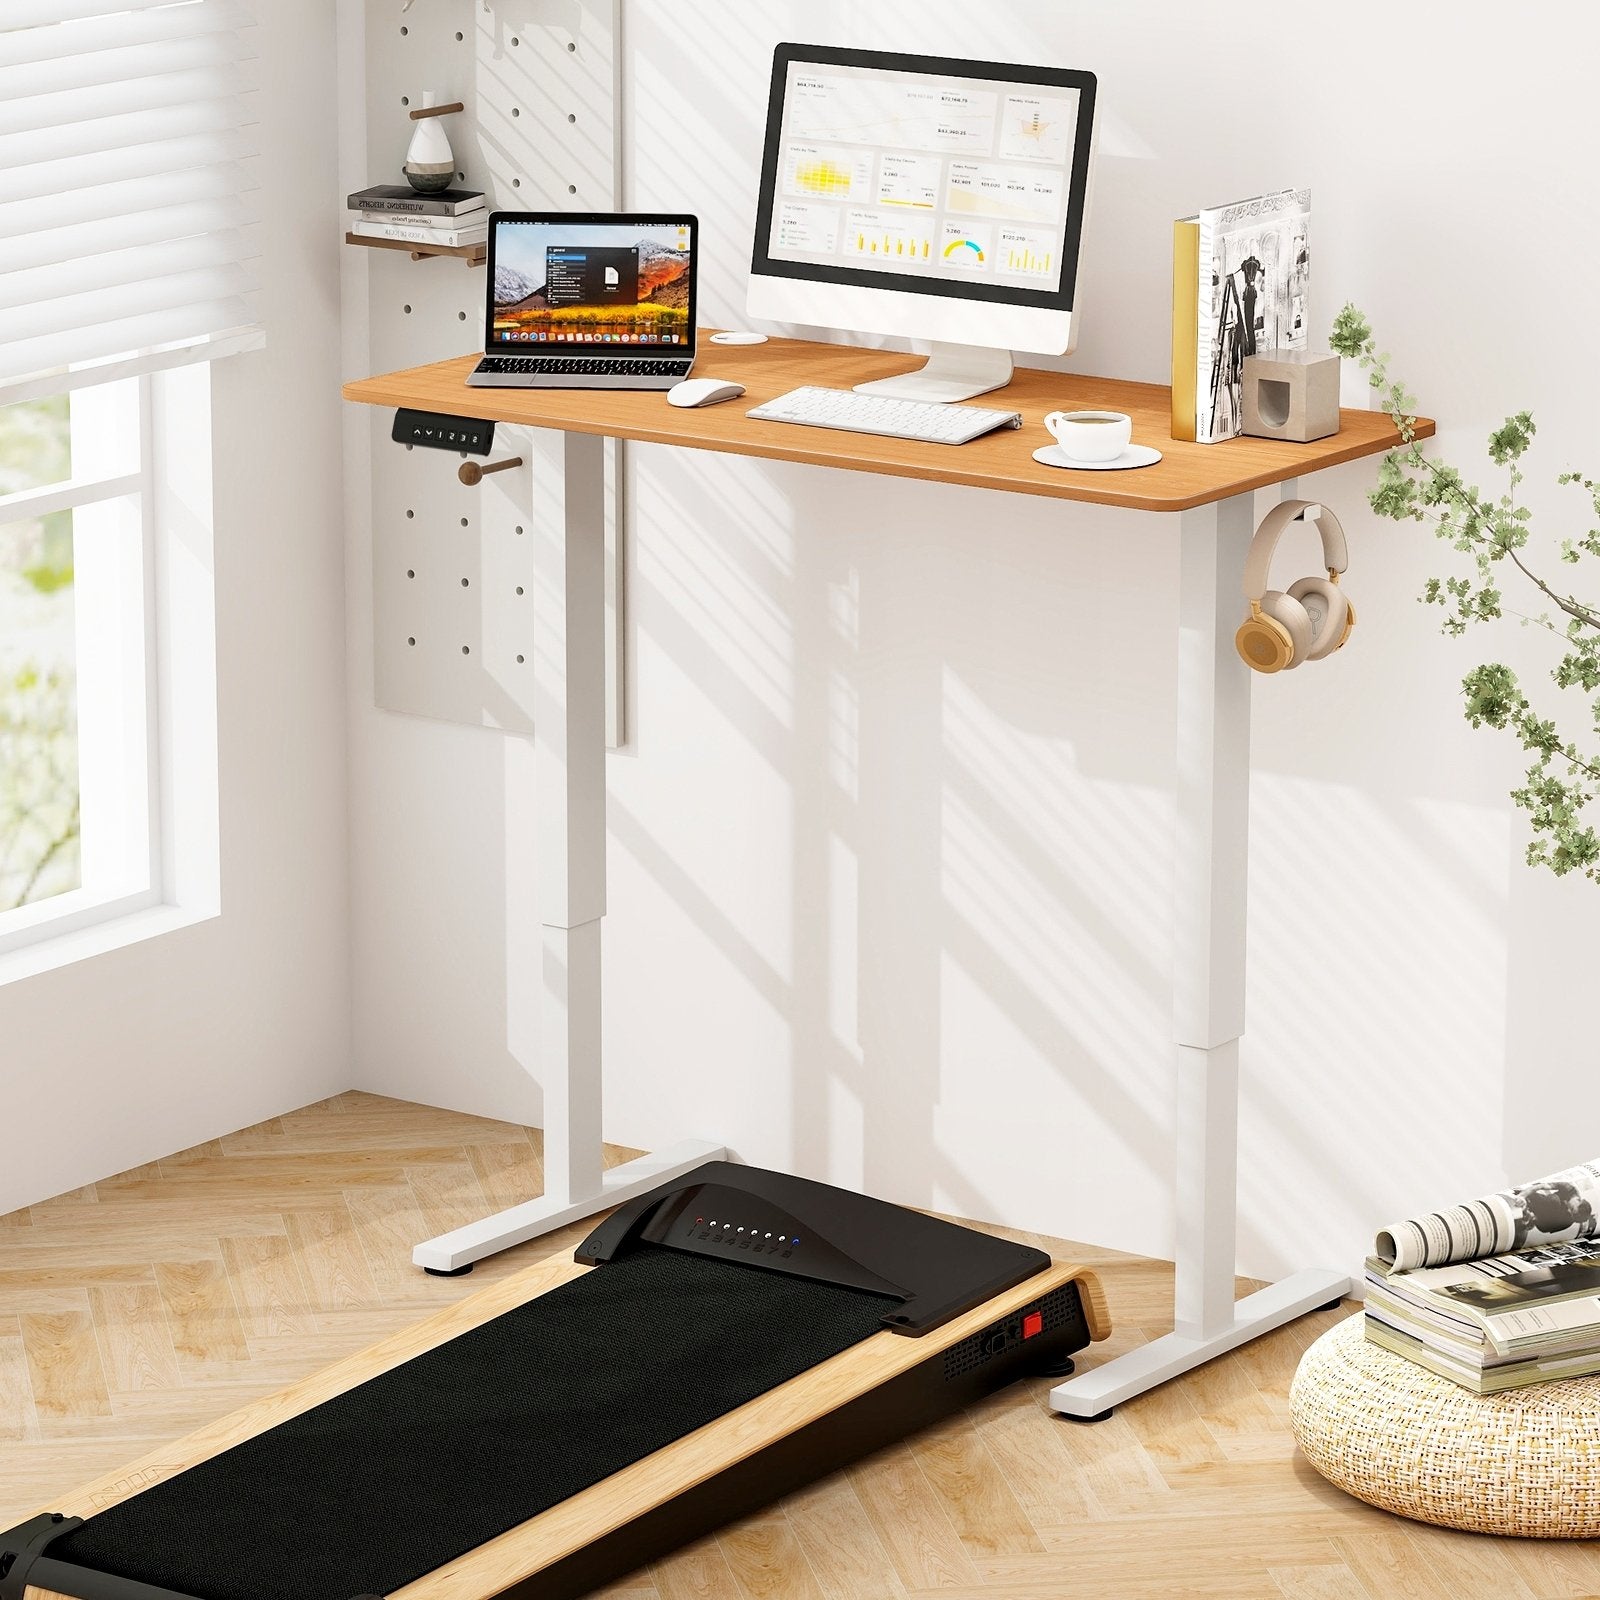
[1242,349,1342,442]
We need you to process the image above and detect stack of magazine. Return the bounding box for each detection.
[1366,1160,1600,1393]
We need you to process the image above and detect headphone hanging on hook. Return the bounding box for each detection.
[1235,500,1357,674]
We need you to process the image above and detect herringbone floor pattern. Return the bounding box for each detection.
[2,1092,1596,1599]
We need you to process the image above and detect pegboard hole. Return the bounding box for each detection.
[403,304,412,314]
[407,568,415,579]
[514,525,523,535]
[454,30,464,41]
[399,24,408,35]
[458,311,467,321]
[567,184,577,195]
[461,645,471,655]
[567,113,577,124]
[515,585,524,595]
[406,509,415,519]
[516,654,525,664]
[461,577,470,587]
[512,178,521,189]
[457,171,465,180]
[512,107,520,118]
[460,517,469,527]
[400,95,410,106]
[407,636,416,646]
[511,36,519,47]
[567,40,577,52]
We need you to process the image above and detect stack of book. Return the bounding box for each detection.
[347,185,488,251]
[1365,1158,1600,1393]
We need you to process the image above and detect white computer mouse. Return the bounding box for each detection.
[668,378,747,408]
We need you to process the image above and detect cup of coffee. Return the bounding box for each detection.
[1044,409,1133,463]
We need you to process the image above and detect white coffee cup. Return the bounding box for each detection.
[1044,409,1133,463]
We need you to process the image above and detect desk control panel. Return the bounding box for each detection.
[391,407,496,455]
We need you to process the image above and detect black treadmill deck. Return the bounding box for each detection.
[37,1247,896,1600]
[2,1163,1095,1600]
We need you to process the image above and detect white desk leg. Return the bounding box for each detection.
[1049,486,1348,1417]
[413,430,723,1274]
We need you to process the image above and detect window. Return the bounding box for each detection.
[0,380,153,953]
[0,1,259,969]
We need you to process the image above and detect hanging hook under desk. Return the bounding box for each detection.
[458,456,523,485]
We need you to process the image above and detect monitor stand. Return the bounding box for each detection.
[852,342,1014,404]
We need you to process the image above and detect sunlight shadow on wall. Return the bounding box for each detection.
[1239,776,1508,1278]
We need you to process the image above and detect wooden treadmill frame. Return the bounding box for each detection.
[20,1251,1108,1600]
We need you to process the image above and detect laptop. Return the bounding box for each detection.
[468,211,698,389]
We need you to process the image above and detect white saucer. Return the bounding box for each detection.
[710,331,769,345]
[1032,442,1163,471]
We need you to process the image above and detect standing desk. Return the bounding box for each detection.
[343,335,1431,1418]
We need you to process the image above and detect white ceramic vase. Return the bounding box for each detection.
[404,91,456,194]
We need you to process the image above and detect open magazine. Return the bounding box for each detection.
[1374,1159,1600,1271]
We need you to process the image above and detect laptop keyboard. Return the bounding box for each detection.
[476,356,692,377]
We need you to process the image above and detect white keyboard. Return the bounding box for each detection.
[746,386,1023,446]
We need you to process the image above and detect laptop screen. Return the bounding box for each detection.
[487,216,696,353]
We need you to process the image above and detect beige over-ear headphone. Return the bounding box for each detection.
[1235,500,1356,674]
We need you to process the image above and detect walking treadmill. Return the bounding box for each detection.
[0,1162,1109,1600]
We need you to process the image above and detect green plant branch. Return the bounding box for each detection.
[1332,304,1600,882]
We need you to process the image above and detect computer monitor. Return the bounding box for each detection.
[748,44,1097,402]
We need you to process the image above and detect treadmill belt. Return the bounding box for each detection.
[53,1245,899,1600]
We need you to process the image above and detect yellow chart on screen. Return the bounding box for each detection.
[793,159,855,197]
[855,229,931,259]
[1005,242,1052,274]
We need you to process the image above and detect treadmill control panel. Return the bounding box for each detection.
[635,1181,909,1302]
[684,1215,799,1260]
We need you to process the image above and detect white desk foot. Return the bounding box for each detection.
[1048,1267,1351,1419]
[412,1137,727,1273]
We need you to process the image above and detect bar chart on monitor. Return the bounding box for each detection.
[842,207,933,263]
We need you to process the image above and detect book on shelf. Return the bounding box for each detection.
[347,184,487,218]
[352,209,473,231]
[351,218,488,250]
[1365,1235,1600,1394]
[1172,187,1310,443]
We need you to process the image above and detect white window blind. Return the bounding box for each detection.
[0,0,262,399]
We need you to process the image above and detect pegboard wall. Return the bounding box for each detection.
[358,0,623,738]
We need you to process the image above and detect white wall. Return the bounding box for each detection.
[351,0,1600,1278]
[0,0,351,1213]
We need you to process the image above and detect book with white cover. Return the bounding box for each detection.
[352,219,488,249]
[354,210,470,231]
[1173,187,1310,443]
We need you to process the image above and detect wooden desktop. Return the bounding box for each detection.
[341,333,1430,513]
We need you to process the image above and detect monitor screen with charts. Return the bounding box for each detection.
[486,215,697,351]
[752,46,1096,313]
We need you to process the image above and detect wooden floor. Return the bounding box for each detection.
[1,1094,1596,1600]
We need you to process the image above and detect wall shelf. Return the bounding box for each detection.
[344,231,486,266]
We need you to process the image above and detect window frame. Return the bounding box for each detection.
[0,363,219,975]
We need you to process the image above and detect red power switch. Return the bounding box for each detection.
[1021,1310,1043,1340]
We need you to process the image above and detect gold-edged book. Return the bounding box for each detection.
[1171,216,1200,442]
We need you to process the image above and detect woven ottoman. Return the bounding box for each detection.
[1290,1313,1600,1537]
